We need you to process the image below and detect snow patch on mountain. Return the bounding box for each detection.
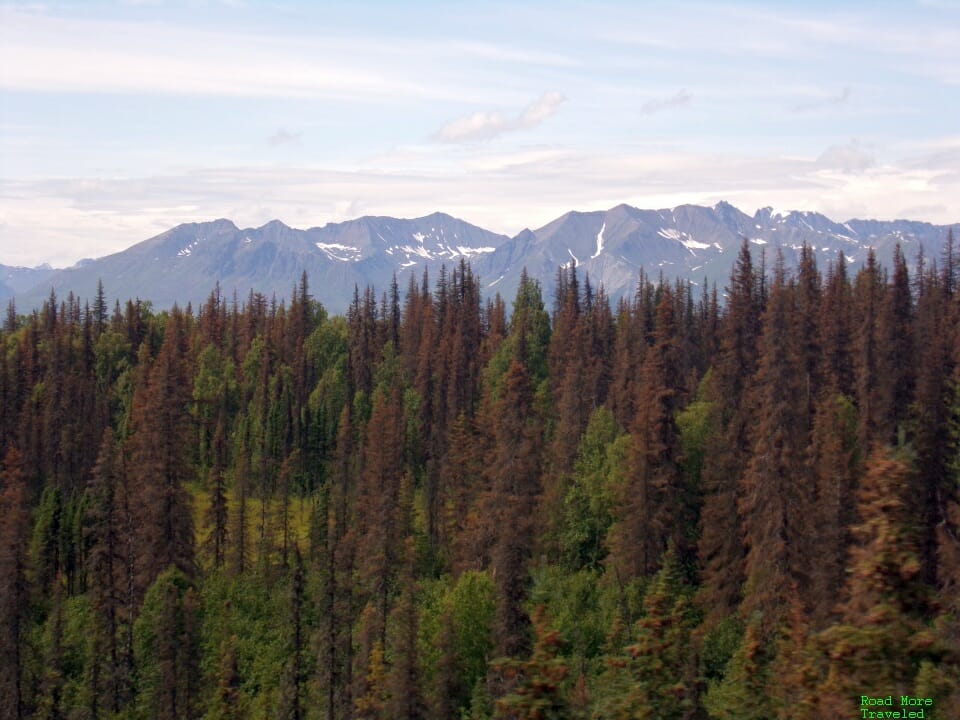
[658,228,683,241]
[658,227,711,252]
[316,242,362,262]
[455,245,496,257]
[592,222,606,258]
[177,237,202,257]
[401,245,434,260]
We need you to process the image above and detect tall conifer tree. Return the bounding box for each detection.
[129,308,196,597]
[739,257,812,628]
[610,286,687,581]
[488,359,542,658]
[0,447,29,720]
[698,240,760,623]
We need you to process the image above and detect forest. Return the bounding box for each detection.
[1,237,959,719]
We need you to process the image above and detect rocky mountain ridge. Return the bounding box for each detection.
[6,203,957,314]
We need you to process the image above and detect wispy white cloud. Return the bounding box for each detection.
[794,86,853,112]
[816,139,877,174]
[916,0,960,8]
[518,92,566,126]
[461,148,575,172]
[639,89,691,115]
[592,3,960,89]
[432,111,511,144]
[0,7,583,104]
[117,0,248,7]
[816,139,875,173]
[433,92,566,143]
[267,129,301,147]
[443,40,576,68]
[0,9,462,102]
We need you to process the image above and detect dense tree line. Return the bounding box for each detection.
[0,241,958,718]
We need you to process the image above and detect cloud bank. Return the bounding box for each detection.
[4,138,958,268]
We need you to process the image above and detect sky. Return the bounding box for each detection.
[1,0,959,267]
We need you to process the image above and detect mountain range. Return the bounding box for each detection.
[4,202,958,316]
[1,263,58,306]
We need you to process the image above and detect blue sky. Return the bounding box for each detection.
[1,0,958,266]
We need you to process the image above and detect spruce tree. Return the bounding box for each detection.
[703,615,772,720]
[492,607,571,720]
[0,447,29,720]
[356,384,405,647]
[129,308,196,596]
[488,359,542,658]
[596,549,696,720]
[206,414,230,570]
[609,286,687,581]
[86,428,128,714]
[697,240,760,624]
[815,447,934,715]
[853,249,884,449]
[739,258,814,628]
[877,245,915,443]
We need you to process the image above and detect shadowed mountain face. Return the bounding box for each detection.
[470,202,958,306]
[0,264,57,305]
[10,213,509,315]
[8,203,958,314]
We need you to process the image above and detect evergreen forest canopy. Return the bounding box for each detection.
[1,237,959,719]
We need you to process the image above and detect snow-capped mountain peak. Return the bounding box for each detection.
[6,203,957,315]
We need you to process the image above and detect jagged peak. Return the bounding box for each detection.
[166,218,238,233]
[421,210,456,222]
[257,219,291,231]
